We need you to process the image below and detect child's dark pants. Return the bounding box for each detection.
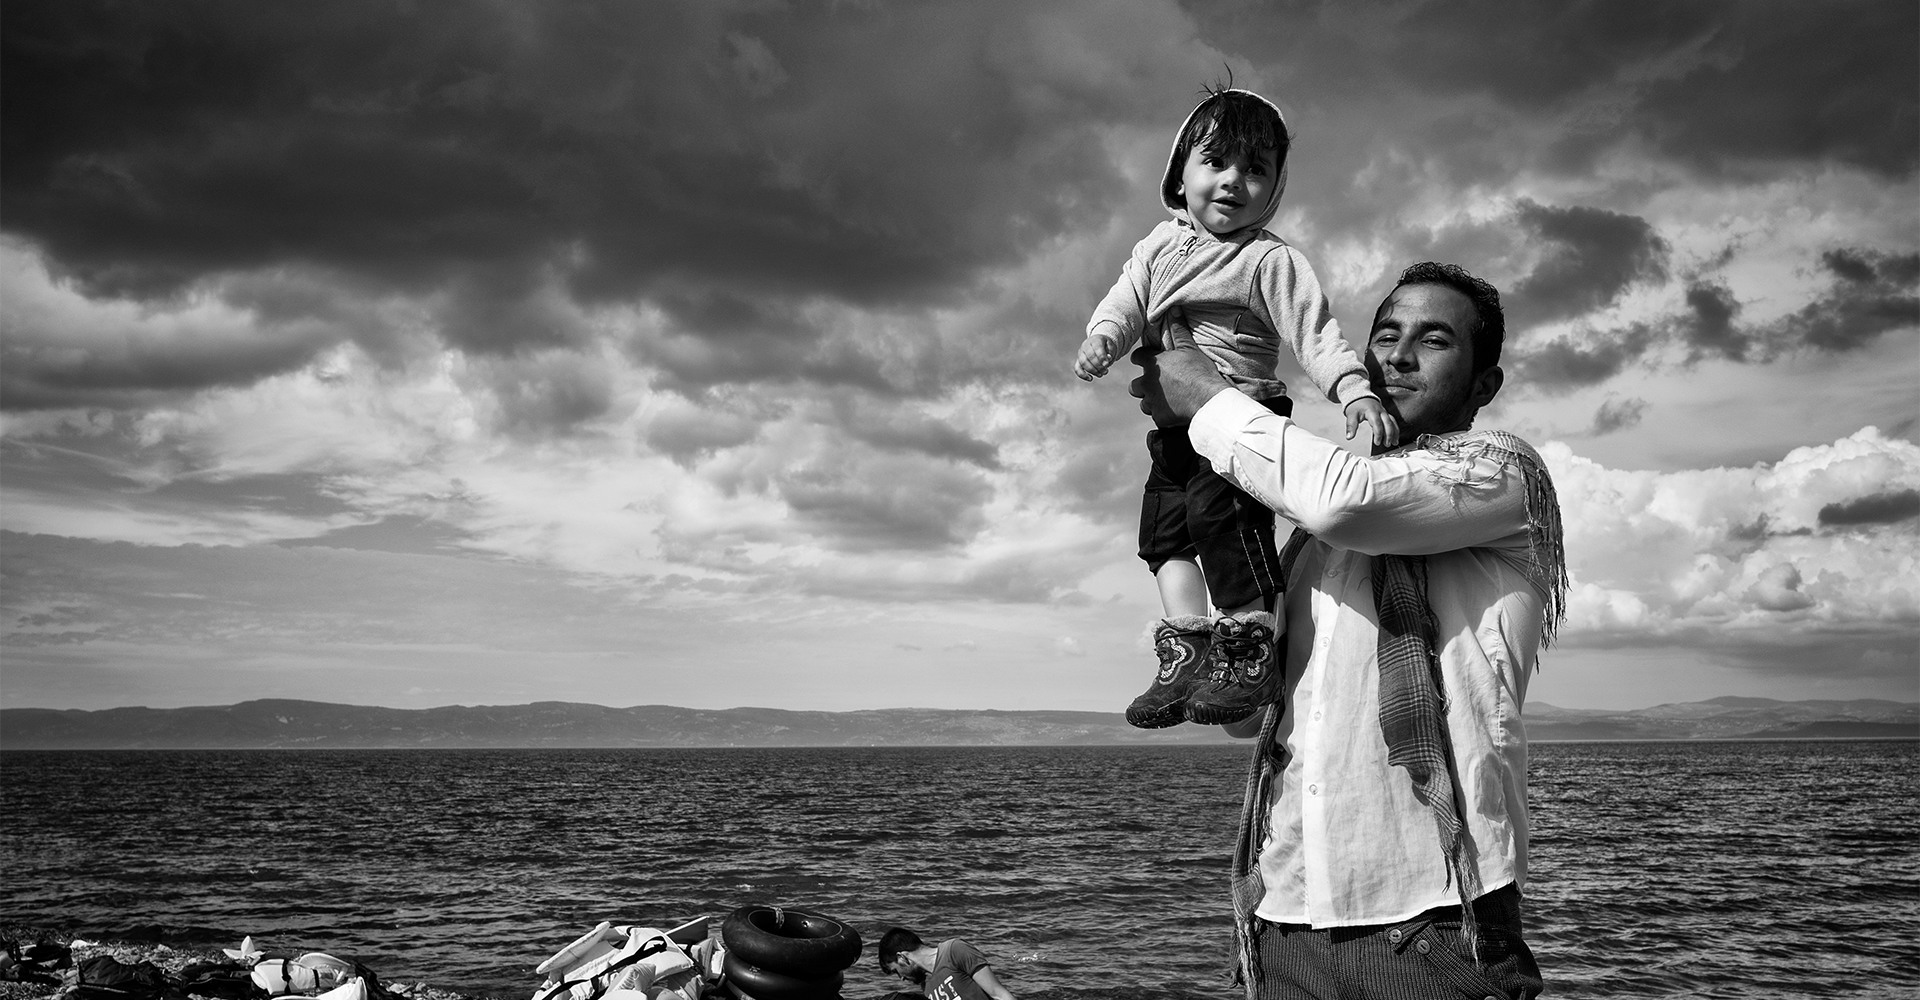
[1136,396,1291,610]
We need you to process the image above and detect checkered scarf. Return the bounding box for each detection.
[1230,431,1566,996]
[1374,549,1483,958]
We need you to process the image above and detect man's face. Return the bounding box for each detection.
[1365,283,1502,439]
[887,955,927,985]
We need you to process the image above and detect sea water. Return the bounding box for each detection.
[2,741,1916,998]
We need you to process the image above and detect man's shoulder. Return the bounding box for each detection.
[1414,428,1548,472]
[1414,428,1569,643]
[934,938,990,967]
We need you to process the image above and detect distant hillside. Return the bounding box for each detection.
[0,699,1244,749]
[0,696,1913,749]
[1523,697,1917,742]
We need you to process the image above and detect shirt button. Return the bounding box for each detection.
[1386,929,1402,944]
[1312,710,1322,722]
[1307,784,1318,795]
[1416,940,1431,954]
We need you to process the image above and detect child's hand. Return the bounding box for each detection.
[1345,397,1401,450]
[1074,333,1118,380]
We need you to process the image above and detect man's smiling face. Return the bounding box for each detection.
[1365,283,1503,439]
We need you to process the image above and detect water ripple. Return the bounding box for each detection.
[2,741,1915,998]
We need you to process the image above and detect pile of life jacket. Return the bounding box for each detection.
[532,905,864,1000]
[531,922,710,1000]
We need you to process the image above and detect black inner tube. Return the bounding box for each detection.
[719,905,862,977]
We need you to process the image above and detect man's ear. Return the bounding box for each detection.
[1471,365,1503,411]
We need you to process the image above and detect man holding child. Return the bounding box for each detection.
[1136,262,1563,999]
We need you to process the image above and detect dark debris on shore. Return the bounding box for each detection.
[0,928,480,1000]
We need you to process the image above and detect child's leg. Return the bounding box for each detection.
[1129,430,1215,729]
[1155,556,1210,618]
[1181,461,1287,726]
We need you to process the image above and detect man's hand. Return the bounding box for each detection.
[1128,317,1232,427]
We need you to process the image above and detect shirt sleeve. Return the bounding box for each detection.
[941,939,989,976]
[1249,245,1374,408]
[1188,389,1534,556]
[1085,227,1172,355]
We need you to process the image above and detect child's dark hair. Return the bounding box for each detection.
[1164,85,1291,207]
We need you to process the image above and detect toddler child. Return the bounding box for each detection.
[1074,86,1397,729]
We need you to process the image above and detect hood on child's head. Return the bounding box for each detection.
[1160,88,1291,235]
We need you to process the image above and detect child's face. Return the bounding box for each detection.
[1177,139,1278,235]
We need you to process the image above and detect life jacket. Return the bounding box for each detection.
[73,954,174,1000]
[173,961,264,1000]
[533,927,696,1000]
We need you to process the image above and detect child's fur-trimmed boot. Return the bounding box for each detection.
[1126,614,1215,729]
[1185,610,1282,725]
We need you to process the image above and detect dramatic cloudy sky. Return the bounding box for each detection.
[3,0,1915,714]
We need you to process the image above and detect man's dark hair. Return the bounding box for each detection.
[876,927,923,972]
[1392,262,1505,374]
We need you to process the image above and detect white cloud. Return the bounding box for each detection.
[1547,428,1920,652]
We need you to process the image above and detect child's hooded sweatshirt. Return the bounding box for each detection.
[1086,91,1375,413]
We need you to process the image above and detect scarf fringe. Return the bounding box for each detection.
[1414,430,1568,649]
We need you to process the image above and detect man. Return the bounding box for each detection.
[875,927,1017,1000]
[1136,262,1564,999]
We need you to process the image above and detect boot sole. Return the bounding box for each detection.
[1125,703,1186,729]
[1184,700,1257,726]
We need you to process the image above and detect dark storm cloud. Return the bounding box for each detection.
[1,1,1128,315]
[847,417,1001,471]
[5,0,1912,421]
[1614,2,1919,179]
[1510,323,1659,388]
[1678,281,1747,361]
[1693,246,1917,361]
[1786,250,1920,353]
[643,325,893,396]
[1512,243,1915,388]
[469,351,616,435]
[1675,247,1920,365]
[644,403,763,468]
[1505,201,1669,326]
[1589,397,1648,436]
[1818,490,1920,528]
[632,290,913,396]
[1255,0,1920,180]
[0,327,325,411]
[1821,249,1880,285]
[778,456,992,552]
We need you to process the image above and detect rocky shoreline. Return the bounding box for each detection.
[0,928,481,1000]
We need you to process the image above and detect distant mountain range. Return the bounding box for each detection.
[1523,696,1917,742]
[0,696,1913,749]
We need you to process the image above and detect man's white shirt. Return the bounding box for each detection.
[1189,389,1551,926]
